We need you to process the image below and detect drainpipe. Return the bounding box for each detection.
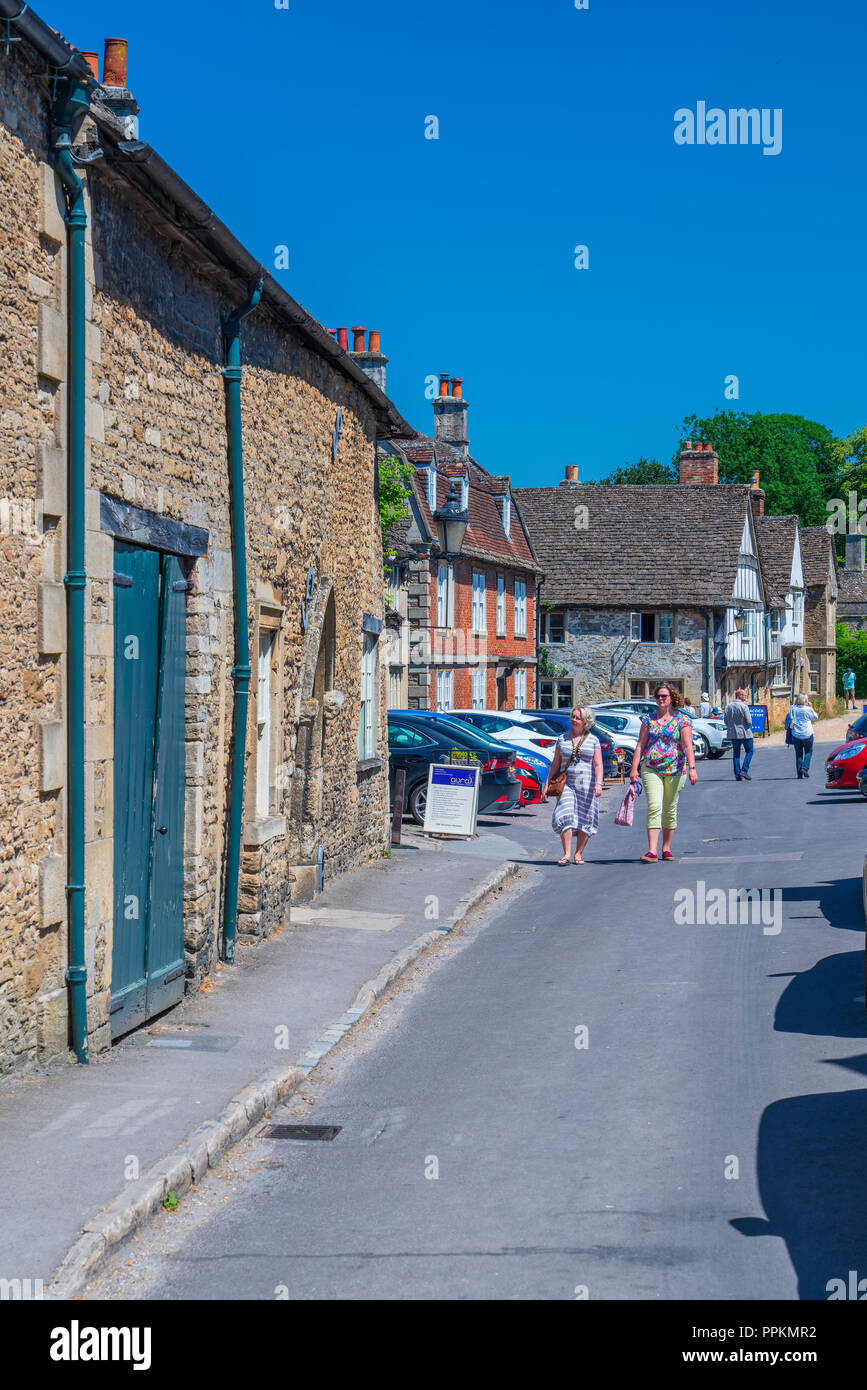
[53,75,100,1063]
[705,610,713,701]
[220,278,263,963]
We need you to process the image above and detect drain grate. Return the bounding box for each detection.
[261,1124,342,1141]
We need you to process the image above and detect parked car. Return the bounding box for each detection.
[387,713,521,823]
[847,711,867,744]
[446,709,560,761]
[826,740,867,789]
[393,710,553,780]
[592,699,719,759]
[512,755,543,805]
[590,710,643,766]
[519,708,618,778]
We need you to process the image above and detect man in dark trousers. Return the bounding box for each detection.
[724,688,754,781]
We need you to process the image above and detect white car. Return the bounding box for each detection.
[446,709,561,762]
[591,704,709,760]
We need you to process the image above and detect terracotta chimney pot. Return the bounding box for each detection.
[438,373,450,398]
[352,326,366,352]
[103,37,127,88]
[565,464,579,482]
[451,378,463,398]
[82,51,99,82]
[337,327,349,351]
[368,330,380,353]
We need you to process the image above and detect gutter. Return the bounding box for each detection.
[0,0,95,80]
[220,279,263,964]
[51,73,101,1063]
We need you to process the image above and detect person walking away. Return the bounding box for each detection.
[683,696,697,716]
[724,688,754,781]
[786,693,819,778]
[629,683,697,862]
[698,692,711,718]
[843,666,856,711]
[542,705,604,864]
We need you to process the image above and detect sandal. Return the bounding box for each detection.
[573,855,584,865]
[639,852,658,863]
[557,856,571,865]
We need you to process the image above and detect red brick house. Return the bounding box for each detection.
[372,372,541,711]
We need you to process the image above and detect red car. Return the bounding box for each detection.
[824,739,867,789]
[513,755,543,805]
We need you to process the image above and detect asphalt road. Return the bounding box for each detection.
[88,742,867,1301]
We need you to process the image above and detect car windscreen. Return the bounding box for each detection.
[524,718,561,735]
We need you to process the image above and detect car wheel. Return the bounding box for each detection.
[408,781,427,825]
[707,749,724,759]
[692,734,708,759]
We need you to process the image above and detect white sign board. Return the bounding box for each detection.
[422,763,480,838]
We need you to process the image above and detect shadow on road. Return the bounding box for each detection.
[780,878,864,938]
[733,953,867,1299]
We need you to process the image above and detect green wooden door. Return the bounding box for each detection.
[110,543,187,1038]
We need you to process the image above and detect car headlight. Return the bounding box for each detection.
[831,743,867,761]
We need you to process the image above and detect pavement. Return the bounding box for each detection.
[0,802,558,1294]
[83,733,867,1302]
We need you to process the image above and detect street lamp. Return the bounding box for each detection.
[433,480,469,559]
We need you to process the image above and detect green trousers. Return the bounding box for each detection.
[642,767,686,829]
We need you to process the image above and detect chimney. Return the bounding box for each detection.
[433,375,469,456]
[336,327,349,351]
[82,51,99,82]
[679,439,718,485]
[99,37,140,139]
[562,464,579,484]
[846,533,865,573]
[350,329,388,392]
[749,469,765,520]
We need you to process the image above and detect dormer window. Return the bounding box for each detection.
[461,477,469,511]
[425,467,437,511]
[496,495,511,537]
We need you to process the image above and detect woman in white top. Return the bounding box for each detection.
[786,693,819,779]
[541,706,604,864]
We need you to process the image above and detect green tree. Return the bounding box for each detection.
[831,426,867,503]
[596,456,677,485]
[377,454,415,571]
[835,621,867,698]
[674,411,838,525]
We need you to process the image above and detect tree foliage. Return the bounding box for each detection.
[835,621,867,698]
[674,411,837,526]
[377,454,415,569]
[595,457,677,485]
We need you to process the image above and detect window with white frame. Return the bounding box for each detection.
[543,604,563,643]
[514,669,526,708]
[358,633,378,760]
[657,611,674,643]
[472,571,487,633]
[496,496,511,537]
[630,611,672,642]
[793,591,803,625]
[256,628,276,818]
[472,668,485,710]
[388,668,403,709]
[515,579,527,637]
[425,467,437,510]
[496,575,506,634]
[461,477,469,511]
[809,653,819,693]
[436,669,452,711]
[437,562,448,626]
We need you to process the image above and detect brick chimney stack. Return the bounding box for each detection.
[846,533,866,572]
[750,469,765,520]
[679,440,719,486]
[350,329,388,392]
[434,376,469,456]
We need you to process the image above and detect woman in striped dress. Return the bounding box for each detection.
[541,706,604,864]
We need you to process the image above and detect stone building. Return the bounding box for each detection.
[754,513,806,724]
[800,527,839,708]
[837,534,867,633]
[372,375,541,712]
[516,446,781,709]
[0,16,413,1070]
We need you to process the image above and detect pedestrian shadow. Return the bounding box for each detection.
[779,879,864,937]
[731,1063,867,1300]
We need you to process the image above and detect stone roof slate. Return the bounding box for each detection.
[799,526,837,588]
[756,515,798,606]
[514,482,756,606]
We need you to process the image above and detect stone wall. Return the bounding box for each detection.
[0,47,388,1071]
[547,608,707,706]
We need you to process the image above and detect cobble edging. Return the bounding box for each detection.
[45,860,520,1298]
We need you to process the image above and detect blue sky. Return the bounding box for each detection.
[55,0,866,484]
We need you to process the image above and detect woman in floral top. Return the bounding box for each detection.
[628,684,697,862]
